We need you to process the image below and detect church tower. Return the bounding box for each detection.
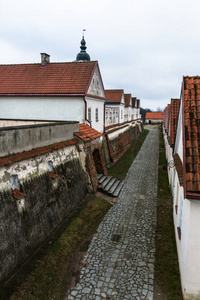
[76,30,91,62]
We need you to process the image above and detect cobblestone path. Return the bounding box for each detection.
[66,128,159,300]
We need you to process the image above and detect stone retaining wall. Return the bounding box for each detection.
[0,157,88,283]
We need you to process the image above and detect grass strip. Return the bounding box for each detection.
[154,128,183,299]
[108,129,149,180]
[2,195,111,300]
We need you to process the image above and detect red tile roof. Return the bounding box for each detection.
[183,76,200,195]
[0,139,78,167]
[132,97,137,108]
[105,90,124,104]
[13,189,27,199]
[163,105,171,131]
[145,112,163,120]
[124,94,131,107]
[74,123,102,142]
[0,61,97,95]
[173,153,183,186]
[166,104,171,133]
[169,98,180,147]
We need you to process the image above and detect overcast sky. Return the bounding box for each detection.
[0,0,200,110]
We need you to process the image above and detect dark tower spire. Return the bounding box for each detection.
[76,29,91,62]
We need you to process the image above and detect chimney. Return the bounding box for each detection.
[40,53,50,66]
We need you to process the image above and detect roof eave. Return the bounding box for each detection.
[0,93,86,97]
[186,192,200,200]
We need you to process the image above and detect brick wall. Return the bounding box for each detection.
[84,139,108,192]
[107,124,142,162]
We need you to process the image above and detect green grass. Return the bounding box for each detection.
[154,128,183,299]
[108,129,149,180]
[1,195,111,300]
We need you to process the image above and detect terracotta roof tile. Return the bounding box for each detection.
[0,139,78,167]
[49,172,59,179]
[145,112,163,120]
[105,89,124,104]
[132,97,137,108]
[124,94,132,107]
[163,104,171,132]
[173,153,184,186]
[169,98,180,146]
[13,189,26,200]
[0,61,97,95]
[183,76,200,193]
[74,123,102,142]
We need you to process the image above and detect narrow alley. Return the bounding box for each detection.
[66,128,159,300]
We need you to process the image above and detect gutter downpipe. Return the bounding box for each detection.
[84,96,92,127]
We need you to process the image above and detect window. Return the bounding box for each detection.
[106,111,108,119]
[10,175,20,190]
[113,111,115,118]
[47,161,54,172]
[88,107,91,121]
[116,111,118,118]
[121,109,123,119]
[97,80,99,86]
[95,108,99,122]
[110,112,112,119]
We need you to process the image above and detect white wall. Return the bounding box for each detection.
[0,97,85,123]
[86,97,105,133]
[185,201,200,296]
[174,99,183,162]
[105,107,119,126]
[0,144,80,191]
[119,104,125,123]
[163,130,174,186]
[171,96,200,298]
[132,107,137,120]
[124,106,132,121]
[145,119,163,124]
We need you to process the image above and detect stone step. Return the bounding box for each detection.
[98,175,107,184]
[101,176,112,189]
[104,178,117,192]
[97,174,103,180]
[108,179,121,195]
[113,181,124,197]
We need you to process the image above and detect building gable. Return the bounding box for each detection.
[87,65,106,99]
[121,93,125,105]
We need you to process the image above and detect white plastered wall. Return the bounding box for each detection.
[0,144,88,191]
[184,201,200,297]
[86,97,105,133]
[0,97,85,123]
